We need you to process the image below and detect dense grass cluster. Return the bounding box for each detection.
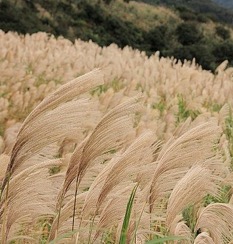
[1,31,233,243]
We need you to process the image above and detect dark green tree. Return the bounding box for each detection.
[176,22,203,45]
[103,0,113,4]
[213,40,233,66]
[215,26,230,40]
[145,25,168,53]
[173,44,216,71]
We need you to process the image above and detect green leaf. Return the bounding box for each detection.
[119,183,138,244]
[146,235,188,244]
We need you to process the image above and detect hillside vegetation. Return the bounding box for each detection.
[1,0,233,71]
[1,31,233,243]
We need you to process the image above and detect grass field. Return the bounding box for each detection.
[0,31,233,243]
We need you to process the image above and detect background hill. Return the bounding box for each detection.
[1,0,233,71]
[139,0,233,24]
[212,0,233,9]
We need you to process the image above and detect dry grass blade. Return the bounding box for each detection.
[195,203,233,243]
[49,192,88,241]
[166,166,220,228]
[173,221,192,244]
[0,154,10,184]
[173,117,192,137]
[56,138,88,208]
[80,158,114,220]
[6,235,36,243]
[3,122,22,155]
[218,104,229,125]
[149,168,187,201]
[194,232,215,244]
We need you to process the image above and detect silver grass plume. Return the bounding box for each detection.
[149,120,221,211]
[194,232,215,244]
[195,203,233,243]
[166,166,220,228]
[57,95,142,205]
[0,159,62,242]
[2,69,104,192]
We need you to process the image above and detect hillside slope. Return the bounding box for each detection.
[1,0,233,71]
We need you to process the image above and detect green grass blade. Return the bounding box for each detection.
[146,235,188,244]
[119,183,138,244]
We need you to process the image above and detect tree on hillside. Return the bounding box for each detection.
[176,22,203,45]
[215,26,230,40]
[213,40,233,66]
[145,25,168,53]
[173,44,216,70]
[102,0,113,4]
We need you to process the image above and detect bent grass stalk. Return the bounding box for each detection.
[72,176,81,231]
